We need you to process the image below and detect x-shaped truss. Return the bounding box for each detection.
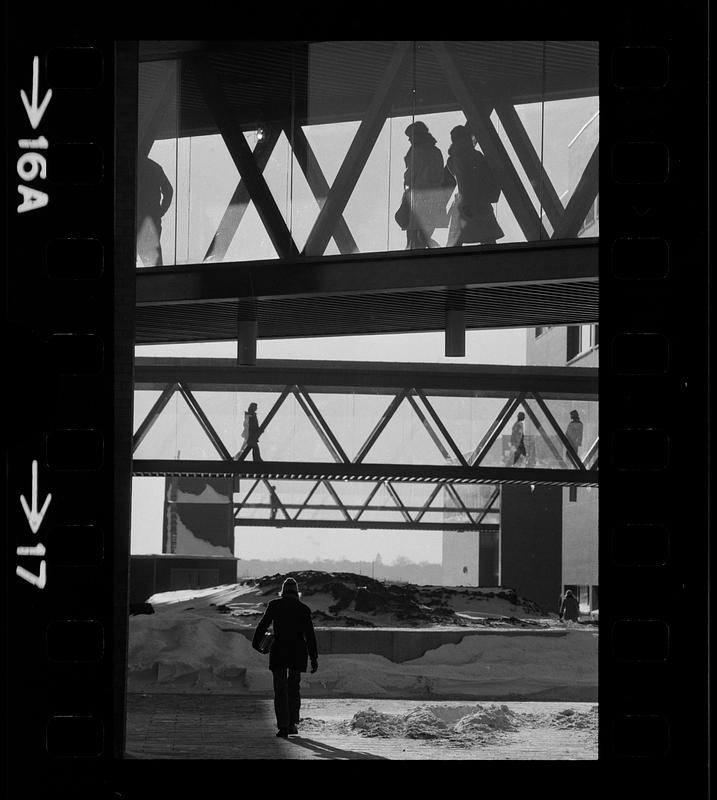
[232,476,499,531]
[149,42,598,262]
[132,381,598,475]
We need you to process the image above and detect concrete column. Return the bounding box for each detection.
[445,309,466,357]
[237,298,258,365]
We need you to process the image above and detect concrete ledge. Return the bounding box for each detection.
[231,627,568,663]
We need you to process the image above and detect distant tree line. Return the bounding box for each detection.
[236,554,443,586]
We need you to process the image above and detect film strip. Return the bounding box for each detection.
[4,9,709,796]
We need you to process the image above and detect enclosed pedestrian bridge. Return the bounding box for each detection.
[135,40,598,345]
[133,358,598,531]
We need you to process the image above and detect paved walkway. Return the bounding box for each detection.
[125,693,598,760]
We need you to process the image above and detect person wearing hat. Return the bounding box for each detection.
[565,409,584,461]
[398,120,447,250]
[240,401,263,462]
[252,577,319,738]
[510,411,527,465]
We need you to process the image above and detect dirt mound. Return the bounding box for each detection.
[244,571,547,627]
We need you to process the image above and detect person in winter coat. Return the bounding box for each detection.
[240,401,262,462]
[559,589,580,622]
[510,411,527,465]
[401,121,446,250]
[565,409,584,459]
[252,577,319,738]
[446,125,504,247]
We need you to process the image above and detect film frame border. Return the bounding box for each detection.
[3,9,709,795]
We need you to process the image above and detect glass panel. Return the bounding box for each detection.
[137,41,598,266]
[137,59,178,267]
[543,41,599,242]
[133,390,163,436]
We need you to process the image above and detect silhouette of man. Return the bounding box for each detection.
[241,402,262,461]
[511,411,527,465]
[269,484,280,520]
[565,409,584,460]
[559,589,580,622]
[252,577,318,738]
[136,155,174,266]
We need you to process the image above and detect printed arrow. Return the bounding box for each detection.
[20,56,52,130]
[20,460,52,534]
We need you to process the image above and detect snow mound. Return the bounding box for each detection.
[549,706,598,730]
[453,704,520,733]
[347,703,522,741]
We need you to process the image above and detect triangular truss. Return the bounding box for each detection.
[232,475,499,530]
[133,382,598,475]
[145,43,598,262]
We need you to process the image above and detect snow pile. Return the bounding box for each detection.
[128,604,597,699]
[345,703,521,742]
[452,704,520,734]
[548,706,598,731]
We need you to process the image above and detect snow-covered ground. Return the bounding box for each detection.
[128,577,598,701]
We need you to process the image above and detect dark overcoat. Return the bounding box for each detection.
[560,593,580,621]
[446,142,504,245]
[403,139,447,231]
[252,596,318,672]
[242,411,260,445]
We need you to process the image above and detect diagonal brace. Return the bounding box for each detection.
[303,41,414,256]
[178,382,233,461]
[530,392,586,470]
[553,143,599,239]
[133,383,178,454]
[413,388,469,466]
[188,53,299,259]
[471,394,525,467]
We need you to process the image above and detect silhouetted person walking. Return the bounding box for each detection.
[565,409,584,460]
[446,125,503,247]
[559,589,580,622]
[511,411,527,465]
[252,577,319,738]
[241,402,262,461]
[268,484,280,520]
[136,155,174,266]
[397,121,446,250]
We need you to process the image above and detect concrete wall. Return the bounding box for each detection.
[441,532,480,586]
[233,627,568,663]
[500,485,563,613]
[129,555,238,605]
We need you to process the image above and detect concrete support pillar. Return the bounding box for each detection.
[237,298,258,365]
[445,309,466,357]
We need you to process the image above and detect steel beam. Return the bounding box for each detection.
[134,359,598,399]
[136,239,598,306]
[233,518,499,532]
[132,459,599,487]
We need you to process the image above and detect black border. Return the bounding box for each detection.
[3,3,710,795]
